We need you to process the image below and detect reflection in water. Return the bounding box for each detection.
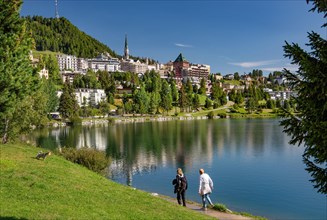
[33,119,283,186]
[31,119,326,220]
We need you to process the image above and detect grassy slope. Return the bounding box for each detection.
[0,143,213,220]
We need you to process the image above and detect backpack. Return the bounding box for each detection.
[179,176,188,191]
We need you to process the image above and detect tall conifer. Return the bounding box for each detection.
[0,0,39,143]
[281,0,327,194]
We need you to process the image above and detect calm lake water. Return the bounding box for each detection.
[32,118,326,220]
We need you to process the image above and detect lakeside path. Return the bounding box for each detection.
[157,194,254,220]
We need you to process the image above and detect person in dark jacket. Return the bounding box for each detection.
[172,168,188,206]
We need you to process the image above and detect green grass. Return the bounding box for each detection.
[32,50,60,58]
[199,94,208,105]
[213,203,228,212]
[223,79,241,86]
[0,143,214,220]
[235,212,268,220]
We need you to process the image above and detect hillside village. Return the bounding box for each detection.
[31,37,296,114]
[26,19,297,119]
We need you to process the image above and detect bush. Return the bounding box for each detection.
[58,147,111,175]
[69,116,82,125]
[207,111,215,119]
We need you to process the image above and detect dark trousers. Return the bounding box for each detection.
[177,189,186,206]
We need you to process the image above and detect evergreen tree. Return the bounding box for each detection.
[58,82,79,119]
[179,84,188,112]
[199,78,206,95]
[122,93,129,114]
[0,0,40,143]
[150,92,161,114]
[211,82,226,107]
[234,72,240,80]
[43,80,59,113]
[160,80,172,114]
[235,91,244,105]
[204,97,212,109]
[246,97,256,113]
[192,94,200,109]
[170,80,178,103]
[46,54,61,85]
[267,99,276,109]
[280,0,327,194]
[211,82,220,101]
[185,78,193,94]
[133,86,149,115]
[98,101,110,117]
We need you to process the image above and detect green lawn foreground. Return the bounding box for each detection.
[0,143,214,220]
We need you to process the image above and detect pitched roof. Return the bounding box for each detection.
[174,53,188,63]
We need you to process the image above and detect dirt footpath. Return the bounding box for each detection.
[158,195,254,220]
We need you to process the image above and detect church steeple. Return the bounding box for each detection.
[124,34,129,60]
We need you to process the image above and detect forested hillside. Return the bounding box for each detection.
[24,16,117,58]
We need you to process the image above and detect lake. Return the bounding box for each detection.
[32,118,326,220]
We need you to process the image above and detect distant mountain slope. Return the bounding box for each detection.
[24,16,118,58]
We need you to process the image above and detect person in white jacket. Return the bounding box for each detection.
[198,168,214,210]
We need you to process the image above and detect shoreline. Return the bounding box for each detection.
[152,193,263,220]
[49,113,279,127]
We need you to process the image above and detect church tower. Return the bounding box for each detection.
[124,34,129,60]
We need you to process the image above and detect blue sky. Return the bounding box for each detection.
[21,0,326,75]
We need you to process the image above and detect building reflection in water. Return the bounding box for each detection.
[32,119,278,186]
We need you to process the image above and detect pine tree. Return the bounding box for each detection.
[0,0,40,143]
[58,82,79,119]
[179,85,188,112]
[160,80,172,115]
[280,0,327,194]
[133,85,149,115]
[199,78,206,95]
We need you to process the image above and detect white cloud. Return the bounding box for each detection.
[175,43,193,48]
[262,65,299,72]
[229,60,279,68]
[261,67,285,72]
[228,59,299,73]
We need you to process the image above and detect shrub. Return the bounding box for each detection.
[107,118,115,124]
[58,147,111,175]
[69,116,82,125]
[207,111,215,119]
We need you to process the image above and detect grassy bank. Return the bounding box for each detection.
[0,143,214,219]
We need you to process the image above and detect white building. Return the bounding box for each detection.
[39,67,49,79]
[77,58,89,72]
[121,59,148,74]
[268,91,296,101]
[57,88,106,107]
[88,54,120,72]
[75,88,106,107]
[56,54,78,71]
